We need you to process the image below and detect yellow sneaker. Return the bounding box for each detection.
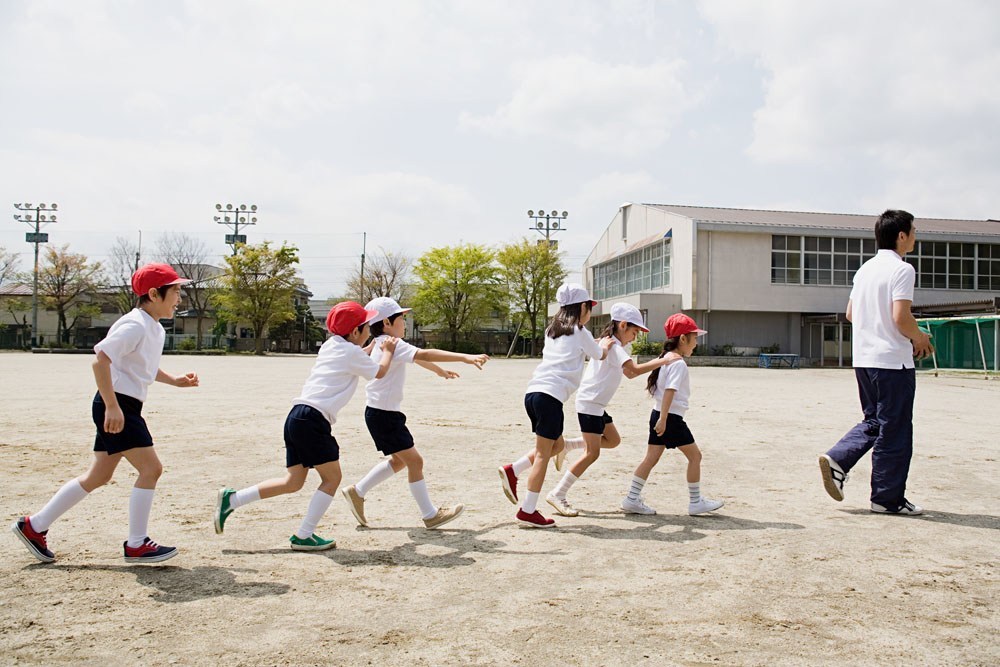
[423,504,464,529]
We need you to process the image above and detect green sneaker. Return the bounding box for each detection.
[289,533,336,551]
[214,488,235,534]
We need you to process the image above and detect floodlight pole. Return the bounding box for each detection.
[215,203,258,255]
[527,209,569,333]
[13,202,58,347]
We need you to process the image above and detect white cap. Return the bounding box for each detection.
[609,303,649,332]
[555,283,597,307]
[364,296,411,324]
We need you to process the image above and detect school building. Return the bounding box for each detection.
[582,204,1000,366]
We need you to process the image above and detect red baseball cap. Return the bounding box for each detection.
[664,313,707,338]
[326,301,380,337]
[131,263,190,295]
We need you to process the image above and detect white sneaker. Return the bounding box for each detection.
[688,497,724,515]
[818,454,848,502]
[546,493,579,517]
[871,499,923,516]
[621,496,657,515]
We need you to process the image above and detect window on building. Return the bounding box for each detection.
[978,244,1000,291]
[591,238,671,300]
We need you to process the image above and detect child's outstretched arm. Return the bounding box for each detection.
[414,349,489,370]
[621,351,683,379]
[92,351,124,434]
[156,368,199,387]
[374,337,399,379]
[415,359,459,379]
[654,389,676,436]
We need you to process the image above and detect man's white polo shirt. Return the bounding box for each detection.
[850,249,916,369]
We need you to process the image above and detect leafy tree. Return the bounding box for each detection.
[105,236,140,315]
[156,232,222,350]
[412,244,502,349]
[497,238,567,356]
[37,244,103,344]
[344,248,412,304]
[269,301,326,352]
[213,242,300,355]
[0,246,19,290]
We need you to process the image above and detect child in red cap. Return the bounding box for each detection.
[621,313,725,516]
[11,263,199,564]
[214,301,398,551]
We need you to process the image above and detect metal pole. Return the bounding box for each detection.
[360,231,366,301]
[975,320,988,378]
[31,212,40,348]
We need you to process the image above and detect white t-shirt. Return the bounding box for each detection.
[651,359,690,417]
[365,335,419,412]
[526,327,605,403]
[293,335,380,424]
[93,308,165,402]
[850,249,916,369]
[575,338,632,416]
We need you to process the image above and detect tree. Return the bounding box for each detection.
[156,232,221,350]
[412,244,502,348]
[105,236,140,315]
[0,246,19,291]
[269,301,326,352]
[37,244,103,344]
[497,238,568,356]
[213,242,300,355]
[344,248,412,304]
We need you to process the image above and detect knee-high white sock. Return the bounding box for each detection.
[551,472,578,499]
[355,460,396,498]
[127,488,156,548]
[511,455,532,477]
[688,482,701,503]
[626,475,646,502]
[295,490,334,539]
[563,436,585,451]
[229,486,261,510]
[408,479,438,519]
[521,490,540,514]
[31,479,89,532]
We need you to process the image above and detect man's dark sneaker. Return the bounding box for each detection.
[123,538,178,563]
[819,454,848,502]
[10,516,55,563]
[516,509,555,528]
[498,465,518,505]
[215,487,235,534]
[871,499,923,516]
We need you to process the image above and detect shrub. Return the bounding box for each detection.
[177,338,197,351]
[430,340,485,354]
[630,333,663,356]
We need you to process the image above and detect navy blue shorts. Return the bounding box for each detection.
[93,392,154,455]
[524,392,564,441]
[578,411,613,435]
[648,410,695,448]
[284,404,340,468]
[365,406,415,455]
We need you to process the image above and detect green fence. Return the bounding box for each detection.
[916,316,998,372]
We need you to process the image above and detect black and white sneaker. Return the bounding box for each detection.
[871,500,923,515]
[818,454,848,502]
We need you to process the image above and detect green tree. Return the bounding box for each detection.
[269,301,326,352]
[37,244,103,344]
[412,244,502,349]
[497,238,567,356]
[213,242,300,355]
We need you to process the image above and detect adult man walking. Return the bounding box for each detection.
[819,209,934,515]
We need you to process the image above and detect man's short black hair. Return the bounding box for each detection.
[874,209,914,250]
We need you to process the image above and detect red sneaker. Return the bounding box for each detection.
[10,516,55,563]
[498,465,518,505]
[516,509,555,528]
[123,537,178,564]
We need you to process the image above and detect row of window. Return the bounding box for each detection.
[592,239,672,300]
[772,236,1000,291]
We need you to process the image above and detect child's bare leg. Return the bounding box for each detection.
[122,447,163,490]
[568,432,604,478]
[78,451,124,492]
[256,465,309,499]
[633,445,666,481]
[601,424,622,449]
[677,444,702,483]
[27,453,116,533]
[392,448,424,483]
[313,460,343,496]
[526,436,554,494]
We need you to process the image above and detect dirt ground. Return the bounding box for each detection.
[0,353,997,666]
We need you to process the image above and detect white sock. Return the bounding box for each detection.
[229,486,261,510]
[127,488,156,548]
[408,479,438,520]
[551,472,578,499]
[688,482,701,503]
[511,455,532,477]
[563,436,585,451]
[522,490,540,514]
[355,459,396,498]
[295,490,334,539]
[626,475,646,502]
[30,479,89,532]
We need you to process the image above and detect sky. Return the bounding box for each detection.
[2,0,998,299]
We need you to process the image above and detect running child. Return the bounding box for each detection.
[621,313,725,516]
[545,303,681,517]
[214,301,397,551]
[11,263,198,564]
[341,296,488,530]
[499,283,613,528]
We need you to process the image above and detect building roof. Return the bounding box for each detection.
[644,204,1000,237]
